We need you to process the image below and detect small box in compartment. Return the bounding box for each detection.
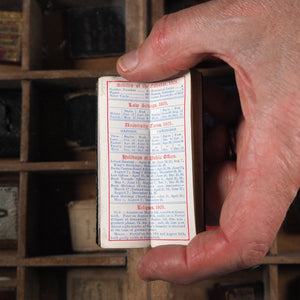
[68,199,99,252]
[0,185,18,248]
[0,11,22,64]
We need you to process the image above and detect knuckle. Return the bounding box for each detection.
[238,240,269,269]
[149,15,173,57]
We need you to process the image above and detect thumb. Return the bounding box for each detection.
[117,0,254,82]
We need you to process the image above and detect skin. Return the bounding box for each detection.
[117,0,300,284]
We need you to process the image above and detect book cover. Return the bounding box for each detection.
[97,71,204,248]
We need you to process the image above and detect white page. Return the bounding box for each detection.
[98,76,151,248]
[98,73,196,248]
[148,73,196,246]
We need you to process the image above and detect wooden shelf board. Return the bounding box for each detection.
[0,69,119,89]
[1,253,298,267]
[0,64,21,72]
[21,252,127,267]
[262,254,300,265]
[0,256,18,267]
[0,252,126,267]
[0,69,118,81]
[0,161,96,172]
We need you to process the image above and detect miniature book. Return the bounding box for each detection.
[97,71,203,248]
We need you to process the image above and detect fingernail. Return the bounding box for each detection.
[118,49,139,72]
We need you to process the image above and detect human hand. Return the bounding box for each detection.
[117,0,300,283]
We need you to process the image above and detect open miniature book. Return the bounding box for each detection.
[97,70,204,248]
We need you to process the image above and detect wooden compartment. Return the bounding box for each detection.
[25,172,96,256]
[31,80,97,162]
[22,267,127,300]
[278,265,300,300]
[29,267,67,300]
[22,0,148,71]
[170,266,265,300]
[40,0,125,70]
[277,229,300,255]
[0,267,17,299]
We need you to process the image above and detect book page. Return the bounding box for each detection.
[149,74,196,246]
[98,73,196,248]
[98,77,151,248]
